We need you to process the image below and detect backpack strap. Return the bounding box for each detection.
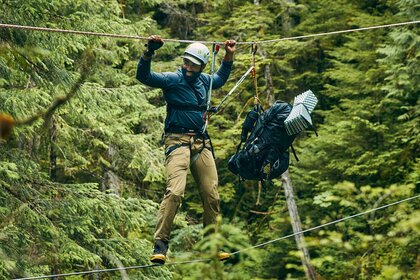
[290,144,299,162]
[235,140,243,154]
[234,107,261,154]
[312,124,319,137]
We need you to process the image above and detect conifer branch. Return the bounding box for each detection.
[17,50,94,126]
[0,50,94,140]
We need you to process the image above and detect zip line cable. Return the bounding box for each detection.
[256,20,419,44]
[14,264,161,280]
[0,20,418,45]
[14,259,212,280]
[231,193,420,255]
[13,194,419,280]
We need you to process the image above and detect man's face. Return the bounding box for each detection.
[182,58,202,76]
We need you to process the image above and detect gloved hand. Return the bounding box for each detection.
[144,35,164,56]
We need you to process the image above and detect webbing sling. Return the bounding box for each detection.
[201,43,220,134]
[215,65,254,112]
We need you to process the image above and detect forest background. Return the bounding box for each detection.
[0,0,418,279]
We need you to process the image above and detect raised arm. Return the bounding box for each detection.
[212,40,236,89]
[136,35,172,88]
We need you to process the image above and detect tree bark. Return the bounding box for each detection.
[101,144,121,195]
[49,116,57,181]
[282,170,317,280]
[255,46,275,106]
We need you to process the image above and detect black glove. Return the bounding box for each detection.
[147,40,163,52]
[144,36,164,56]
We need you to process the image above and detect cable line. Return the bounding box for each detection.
[14,264,161,280]
[14,259,212,280]
[0,20,418,45]
[12,194,419,280]
[256,20,420,44]
[231,194,420,255]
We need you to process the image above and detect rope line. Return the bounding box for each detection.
[12,194,419,280]
[1,20,418,45]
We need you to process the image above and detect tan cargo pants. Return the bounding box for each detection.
[154,133,220,242]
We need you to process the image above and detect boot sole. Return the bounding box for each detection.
[218,252,231,261]
[150,254,166,265]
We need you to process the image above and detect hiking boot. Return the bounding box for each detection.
[150,240,168,265]
[217,251,231,261]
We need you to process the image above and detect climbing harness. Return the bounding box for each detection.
[184,43,220,165]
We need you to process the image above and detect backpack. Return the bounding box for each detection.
[228,90,318,182]
[228,101,296,181]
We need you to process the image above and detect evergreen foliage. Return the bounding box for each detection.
[1,0,419,279]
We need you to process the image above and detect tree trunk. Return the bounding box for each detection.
[93,264,100,280]
[256,46,275,106]
[49,116,57,181]
[101,144,121,195]
[282,170,317,280]
[283,0,296,33]
[51,266,59,280]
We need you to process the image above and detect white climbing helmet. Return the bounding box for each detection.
[182,43,210,66]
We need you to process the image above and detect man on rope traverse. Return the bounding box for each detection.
[136,35,236,265]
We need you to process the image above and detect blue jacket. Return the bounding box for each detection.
[136,57,233,132]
